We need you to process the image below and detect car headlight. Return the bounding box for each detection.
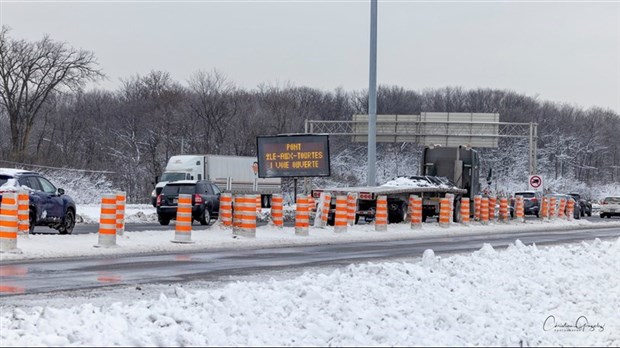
[151,189,156,198]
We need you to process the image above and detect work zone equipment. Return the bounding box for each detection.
[96,194,118,248]
[347,193,358,226]
[219,193,233,228]
[116,191,126,236]
[295,194,310,236]
[270,194,283,228]
[409,195,423,229]
[172,194,194,244]
[17,191,29,235]
[334,195,348,233]
[233,195,256,238]
[460,197,470,225]
[515,196,525,222]
[375,195,387,231]
[0,192,20,253]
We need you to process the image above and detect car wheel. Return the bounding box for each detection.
[29,209,36,234]
[58,209,75,235]
[587,210,592,217]
[607,215,612,219]
[158,217,170,226]
[199,208,211,226]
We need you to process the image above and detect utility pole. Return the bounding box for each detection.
[367,0,378,186]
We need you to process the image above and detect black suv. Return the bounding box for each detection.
[511,191,542,217]
[156,180,221,226]
[568,193,592,217]
[0,168,77,234]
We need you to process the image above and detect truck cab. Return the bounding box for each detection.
[421,145,480,201]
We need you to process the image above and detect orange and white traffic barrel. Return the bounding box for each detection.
[474,195,482,221]
[460,197,470,225]
[558,198,567,219]
[410,195,423,229]
[515,196,525,222]
[439,198,451,228]
[488,196,496,221]
[567,199,575,221]
[540,196,549,220]
[316,192,331,227]
[480,197,489,225]
[219,192,233,228]
[499,197,509,222]
[17,191,29,235]
[172,194,194,243]
[334,195,348,233]
[295,194,310,236]
[375,195,387,231]
[270,193,283,228]
[549,197,557,219]
[347,192,358,226]
[256,195,261,215]
[115,191,126,236]
[233,195,256,238]
[0,192,20,253]
[96,193,118,248]
[308,195,315,212]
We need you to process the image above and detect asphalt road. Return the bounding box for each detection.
[1,224,618,297]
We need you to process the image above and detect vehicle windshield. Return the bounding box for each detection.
[162,184,196,195]
[161,172,187,182]
[603,197,620,204]
[515,192,535,198]
[0,175,11,187]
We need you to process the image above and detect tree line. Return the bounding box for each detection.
[1,27,619,202]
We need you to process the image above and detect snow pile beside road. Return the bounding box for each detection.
[76,204,158,224]
[1,239,617,346]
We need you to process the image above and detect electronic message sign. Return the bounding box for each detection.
[256,134,330,178]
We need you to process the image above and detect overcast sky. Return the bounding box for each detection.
[1,0,619,113]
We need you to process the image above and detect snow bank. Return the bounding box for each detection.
[1,238,617,346]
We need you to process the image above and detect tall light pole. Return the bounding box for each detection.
[368,0,378,186]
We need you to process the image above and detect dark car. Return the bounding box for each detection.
[511,191,542,217]
[547,194,581,220]
[568,193,592,217]
[0,168,77,234]
[156,180,221,226]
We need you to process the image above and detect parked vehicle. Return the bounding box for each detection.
[0,168,76,234]
[313,146,475,224]
[511,191,542,217]
[151,155,281,208]
[600,196,620,218]
[156,180,221,226]
[568,193,592,217]
[546,193,580,220]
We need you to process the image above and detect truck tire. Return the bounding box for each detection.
[453,200,461,223]
[388,202,407,224]
[262,195,271,209]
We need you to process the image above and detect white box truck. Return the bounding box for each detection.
[150,155,281,207]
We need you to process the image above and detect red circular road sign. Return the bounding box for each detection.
[529,175,542,188]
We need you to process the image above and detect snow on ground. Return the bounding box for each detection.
[1,203,619,261]
[1,238,618,346]
[2,204,618,346]
[76,204,159,224]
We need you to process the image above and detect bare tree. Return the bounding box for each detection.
[0,27,104,160]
